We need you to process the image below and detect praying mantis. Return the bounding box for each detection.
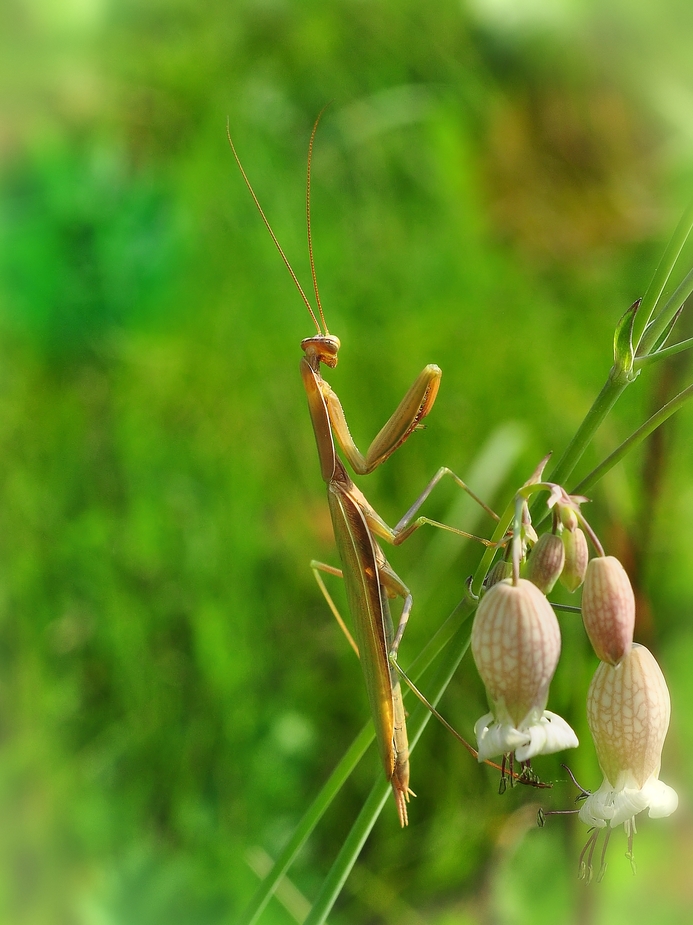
[228,114,495,826]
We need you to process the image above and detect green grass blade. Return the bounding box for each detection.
[238,725,373,925]
[633,202,693,351]
[304,632,472,925]
[638,265,693,358]
[240,594,477,925]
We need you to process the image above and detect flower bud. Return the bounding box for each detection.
[471,578,578,760]
[558,504,579,532]
[559,527,588,592]
[485,559,513,589]
[579,644,677,830]
[581,556,634,665]
[524,533,565,594]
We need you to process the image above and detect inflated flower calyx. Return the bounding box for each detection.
[471,578,578,761]
[581,556,635,665]
[579,644,677,831]
[560,527,589,593]
[485,559,513,589]
[525,533,565,594]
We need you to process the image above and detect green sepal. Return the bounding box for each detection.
[613,298,640,378]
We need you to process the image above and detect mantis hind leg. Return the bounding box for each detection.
[311,556,413,662]
[310,560,359,657]
[377,560,413,660]
[311,558,413,826]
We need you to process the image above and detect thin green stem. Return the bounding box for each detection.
[469,498,516,597]
[639,266,693,357]
[304,632,472,925]
[632,202,693,350]
[551,603,582,614]
[407,597,474,676]
[635,335,693,370]
[511,494,523,584]
[572,382,693,496]
[575,508,605,557]
[546,377,629,490]
[536,210,693,513]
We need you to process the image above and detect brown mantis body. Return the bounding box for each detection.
[301,329,441,824]
[228,114,493,824]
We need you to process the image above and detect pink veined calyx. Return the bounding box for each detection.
[471,578,578,762]
[579,643,678,831]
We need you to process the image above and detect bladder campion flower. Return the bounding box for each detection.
[471,578,578,761]
[578,644,677,874]
[581,556,635,665]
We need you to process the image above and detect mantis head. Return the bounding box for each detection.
[301,334,341,368]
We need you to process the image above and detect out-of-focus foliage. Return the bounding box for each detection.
[0,1,692,923]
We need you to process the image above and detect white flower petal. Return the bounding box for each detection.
[474,709,578,762]
[578,779,614,828]
[642,777,678,819]
[578,772,678,829]
[474,712,529,761]
[608,787,652,827]
[515,710,579,761]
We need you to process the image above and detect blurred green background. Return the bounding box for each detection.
[1,1,693,922]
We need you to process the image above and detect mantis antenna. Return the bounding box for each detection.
[305,103,333,336]
[226,118,323,337]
